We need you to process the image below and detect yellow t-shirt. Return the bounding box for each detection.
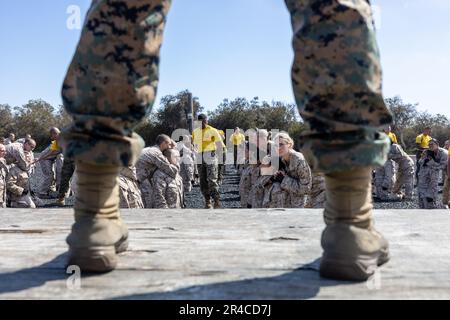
[50,140,60,152]
[192,125,222,153]
[415,134,432,149]
[388,132,398,144]
[230,133,245,146]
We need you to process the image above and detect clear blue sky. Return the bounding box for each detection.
[0,0,449,116]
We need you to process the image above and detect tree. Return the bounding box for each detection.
[385,96,418,149]
[0,104,14,139]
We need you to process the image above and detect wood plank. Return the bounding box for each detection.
[0,209,449,299]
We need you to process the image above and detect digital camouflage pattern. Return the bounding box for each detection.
[136,146,178,208]
[278,150,312,208]
[61,0,391,177]
[151,169,184,209]
[6,165,35,208]
[197,160,220,203]
[285,0,392,173]
[119,166,144,209]
[417,148,448,209]
[61,0,172,167]
[239,164,252,208]
[374,160,398,200]
[305,171,326,208]
[58,158,76,199]
[248,165,264,208]
[5,143,29,172]
[177,143,196,193]
[38,147,63,196]
[388,143,414,199]
[0,159,8,207]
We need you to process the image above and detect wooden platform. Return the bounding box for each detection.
[0,208,449,300]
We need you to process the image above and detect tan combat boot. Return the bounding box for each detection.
[66,162,128,273]
[320,167,390,281]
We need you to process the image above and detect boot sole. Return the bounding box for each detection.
[66,237,129,273]
[67,246,117,273]
[320,250,390,281]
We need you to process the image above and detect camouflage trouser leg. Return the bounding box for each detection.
[58,157,76,199]
[393,167,414,199]
[198,162,219,201]
[55,154,64,191]
[39,158,56,194]
[285,0,392,173]
[61,0,172,167]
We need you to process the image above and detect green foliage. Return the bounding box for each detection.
[386,96,450,152]
[2,94,448,154]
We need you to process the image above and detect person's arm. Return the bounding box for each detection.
[152,152,179,178]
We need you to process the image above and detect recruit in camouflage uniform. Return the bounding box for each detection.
[151,169,184,209]
[61,0,392,279]
[417,147,448,209]
[0,156,8,208]
[6,165,35,208]
[135,146,179,208]
[38,145,64,198]
[374,160,399,201]
[248,164,265,208]
[305,172,326,208]
[57,157,76,204]
[119,166,144,209]
[275,149,312,208]
[5,143,29,172]
[388,143,415,200]
[177,141,196,194]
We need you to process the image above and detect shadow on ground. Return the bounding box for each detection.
[112,258,352,300]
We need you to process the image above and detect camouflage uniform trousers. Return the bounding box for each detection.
[61,0,391,180]
[249,165,265,208]
[139,179,154,209]
[374,160,398,200]
[6,165,36,208]
[38,149,63,196]
[417,163,439,209]
[239,164,252,208]
[305,172,326,208]
[0,159,8,208]
[58,157,76,199]
[119,167,144,209]
[180,163,194,193]
[197,153,220,203]
[218,148,226,184]
[392,163,415,200]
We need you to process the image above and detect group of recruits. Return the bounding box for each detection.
[0,129,192,209]
[3,123,450,211]
[374,126,450,209]
[0,114,327,210]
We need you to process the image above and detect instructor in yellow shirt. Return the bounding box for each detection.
[415,127,433,180]
[230,127,245,168]
[192,114,222,209]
